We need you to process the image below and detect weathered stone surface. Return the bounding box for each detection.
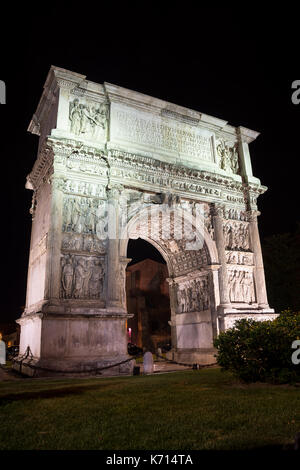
[15,66,277,376]
[143,351,154,374]
[0,340,6,365]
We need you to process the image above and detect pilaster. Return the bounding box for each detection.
[248,210,269,309]
[212,203,231,311]
[106,185,123,308]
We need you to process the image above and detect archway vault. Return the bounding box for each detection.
[121,204,221,364]
[120,204,219,278]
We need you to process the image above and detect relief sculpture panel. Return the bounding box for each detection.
[60,254,105,300]
[69,98,108,140]
[226,251,253,265]
[61,233,106,254]
[62,195,107,240]
[216,139,239,175]
[176,276,210,313]
[228,268,256,304]
[223,221,250,251]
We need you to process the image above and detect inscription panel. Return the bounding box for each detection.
[110,103,216,167]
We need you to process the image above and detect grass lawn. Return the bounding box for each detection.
[0,368,300,450]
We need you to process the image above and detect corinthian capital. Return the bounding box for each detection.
[212,203,225,218]
[50,176,66,191]
[247,210,261,222]
[106,184,124,201]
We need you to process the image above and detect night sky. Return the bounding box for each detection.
[0,6,299,322]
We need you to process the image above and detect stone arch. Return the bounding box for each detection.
[120,203,220,364]
[120,204,219,272]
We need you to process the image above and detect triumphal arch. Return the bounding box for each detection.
[17,66,277,375]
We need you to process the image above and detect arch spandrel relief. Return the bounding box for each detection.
[16,66,277,376]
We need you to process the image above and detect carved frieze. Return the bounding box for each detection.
[216,139,239,175]
[64,180,106,197]
[228,267,256,304]
[223,220,250,251]
[223,207,249,221]
[61,233,106,254]
[62,195,107,238]
[176,275,210,313]
[69,98,108,139]
[226,250,253,265]
[60,254,105,300]
[32,140,266,209]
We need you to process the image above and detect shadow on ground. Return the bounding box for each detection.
[0,382,115,404]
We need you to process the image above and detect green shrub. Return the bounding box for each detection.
[213,310,300,383]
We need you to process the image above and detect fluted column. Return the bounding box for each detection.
[45,175,64,300]
[166,278,178,351]
[248,210,269,309]
[212,204,231,310]
[106,186,122,308]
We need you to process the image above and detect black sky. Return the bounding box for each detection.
[0,5,299,322]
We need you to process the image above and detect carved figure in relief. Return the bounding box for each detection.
[64,198,73,229]
[177,277,210,313]
[70,198,81,231]
[243,271,255,303]
[180,289,187,313]
[223,221,249,251]
[61,255,105,299]
[201,279,210,309]
[85,199,96,234]
[228,269,255,303]
[73,258,91,299]
[94,103,108,131]
[217,140,239,174]
[80,104,92,134]
[63,196,108,239]
[119,267,126,306]
[69,99,107,137]
[89,259,104,298]
[61,256,74,298]
[69,99,81,135]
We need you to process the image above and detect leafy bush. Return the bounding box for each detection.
[213,310,300,383]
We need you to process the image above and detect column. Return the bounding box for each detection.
[106,186,122,309]
[166,278,178,351]
[248,210,269,309]
[45,174,64,300]
[212,204,231,311]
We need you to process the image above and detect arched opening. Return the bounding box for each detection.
[126,238,171,353]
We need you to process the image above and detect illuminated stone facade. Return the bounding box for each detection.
[16,66,277,375]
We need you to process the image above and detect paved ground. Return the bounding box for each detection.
[0,365,19,381]
[0,361,216,381]
[147,361,191,373]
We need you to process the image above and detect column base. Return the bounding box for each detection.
[15,308,135,377]
[218,309,278,331]
[12,355,135,377]
[171,348,217,365]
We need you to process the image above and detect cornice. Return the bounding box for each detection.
[26,142,54,191]
[108,148,244,191]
